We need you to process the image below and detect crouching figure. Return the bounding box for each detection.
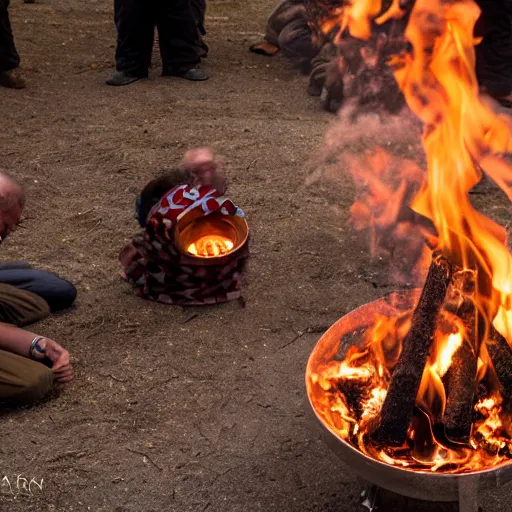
[119,148,249,306]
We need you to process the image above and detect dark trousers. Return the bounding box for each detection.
[190,0,207,55]
[0,268,77,313]
[0,0,20,73]
[475,0,512,97]
[190,0,206,36]
[114,0,200,75]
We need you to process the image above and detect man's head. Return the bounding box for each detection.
[0,172,24,243]
[181,147,226,194]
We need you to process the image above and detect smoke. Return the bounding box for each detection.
[308,108,435,286]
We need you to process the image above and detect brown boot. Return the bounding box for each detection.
[0,70,26,89]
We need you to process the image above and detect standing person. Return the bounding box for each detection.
[107,0,208,86]
[475,0,512,106]
[0,0,25,89]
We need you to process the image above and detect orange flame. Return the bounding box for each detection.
[307,0,512,474]
[187,236,234,257]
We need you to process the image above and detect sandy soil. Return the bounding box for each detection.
[0,1,511,511]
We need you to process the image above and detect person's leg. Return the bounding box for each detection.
[0,0,24,89]
[0,269,77,313]
[308,42,337,97]
[0,0,19,73]
[0,283,50,326]
[107,0,155,85]
[278,15,317,74]
[190,0,206,35]
[0,261,32,271]
[190,0,208,57]
[250,1,306,56]
[475,0,512,101]
[0,349,54,406]
[156,0,207,80]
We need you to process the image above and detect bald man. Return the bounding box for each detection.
[0,173,77,325]
[0,173,74,405]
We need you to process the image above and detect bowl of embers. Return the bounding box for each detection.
[174,209,249,264]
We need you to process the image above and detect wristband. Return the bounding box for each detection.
[29,337,46,360]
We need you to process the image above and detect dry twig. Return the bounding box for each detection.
[126,447,163,472]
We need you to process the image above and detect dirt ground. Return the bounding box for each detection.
[0,1,511,511]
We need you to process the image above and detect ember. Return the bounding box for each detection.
[307,0,512,476]
[174,211,249,261]
[187,236,234,257]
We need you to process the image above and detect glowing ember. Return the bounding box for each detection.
[307,0,512,475]
[187,236,234,257]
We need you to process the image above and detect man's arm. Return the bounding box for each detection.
[0,322,36,356]
[0,323,73,383]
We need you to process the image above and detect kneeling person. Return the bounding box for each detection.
[120,148,249,306]
[0,172,77,326]
[250,0,319,74]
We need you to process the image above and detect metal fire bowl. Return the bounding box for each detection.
[305,290,512,507]
[174,211,249,264]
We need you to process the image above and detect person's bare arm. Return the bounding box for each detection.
[0,322,36,356]
[0,323,73,383]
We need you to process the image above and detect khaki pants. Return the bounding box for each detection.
[0,349,54,405]
[0,283,50,326]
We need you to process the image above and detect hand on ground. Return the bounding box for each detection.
[37,338,74,383]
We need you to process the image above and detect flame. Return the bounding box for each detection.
[308,293,512,473]
[435,332,464,378]
[307,0,512,474]
[187,236,234,257]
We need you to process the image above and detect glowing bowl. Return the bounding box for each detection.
[175,212,248,262]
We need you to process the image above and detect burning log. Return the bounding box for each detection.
[371,252,452,446]
[443,333,478,444]
[306,0,512,476]
[442,276,479,444]
[487,327,512,406]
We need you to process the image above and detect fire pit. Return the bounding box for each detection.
[305,1,512,510]
[306,291,512,511]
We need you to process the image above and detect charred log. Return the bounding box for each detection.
[337,380,367,419]
[442,274,478,444]
[487,326,512,406]
[443,334,478,444]
[371,252,452,446]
